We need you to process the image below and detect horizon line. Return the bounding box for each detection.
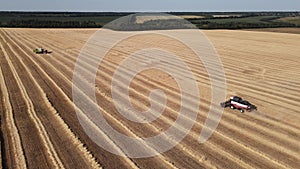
[0,10,299,13]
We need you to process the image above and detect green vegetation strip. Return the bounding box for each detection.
[0,12,299,29]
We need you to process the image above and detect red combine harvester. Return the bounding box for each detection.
[221,96,257,113]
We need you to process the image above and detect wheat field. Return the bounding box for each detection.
[0,28,299,169]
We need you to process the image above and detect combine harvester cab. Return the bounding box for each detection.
[221,96,257,113]
[33,48,50,54]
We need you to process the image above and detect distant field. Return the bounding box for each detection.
[278,16,300,26]
[212,14,242,18]
[178,15,205,19]
[135,15,179,24]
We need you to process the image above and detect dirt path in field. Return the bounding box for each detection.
[0,28,299,169]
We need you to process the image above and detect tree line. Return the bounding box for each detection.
[191,21,298,29]
[0,19,102,28]
[0,19,298,29]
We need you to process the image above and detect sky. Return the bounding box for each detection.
[0,0,299,12]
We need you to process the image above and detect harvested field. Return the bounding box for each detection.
[0,28,299,169]
[135,15,179,24]
[244,28,300,34]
